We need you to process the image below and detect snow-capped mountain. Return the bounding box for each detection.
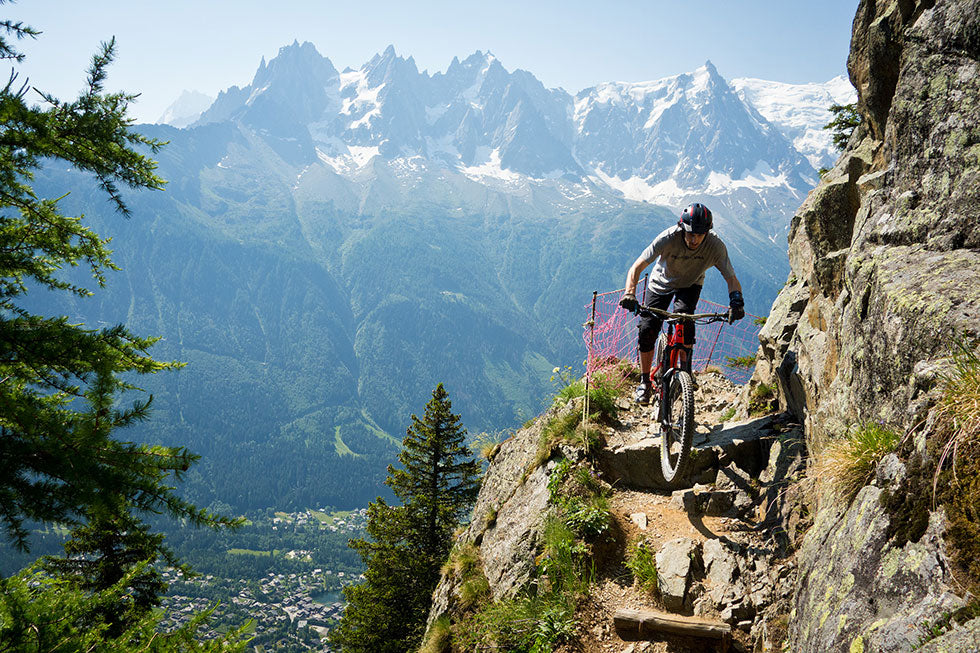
[732,75,856,170]
[157,90,214,128]
[572,61,818,240]
[191,43,844,239]
[185,41,857,301]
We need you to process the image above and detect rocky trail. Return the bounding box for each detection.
[572,372,805,653]
[429,370,808,653]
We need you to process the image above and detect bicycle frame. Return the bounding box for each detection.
[636,306,728,425]
[655,321,693,427]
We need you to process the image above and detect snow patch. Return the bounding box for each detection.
[339,70,385,129]
[461,147,522,183]
[315,144,380,176]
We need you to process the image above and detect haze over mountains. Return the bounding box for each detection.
[31,42,851,512]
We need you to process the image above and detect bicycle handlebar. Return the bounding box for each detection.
[632,306,731,323]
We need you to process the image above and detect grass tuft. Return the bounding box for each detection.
[933,342,980,587]
[625,538,658,594]
[811,422,901,505]
[748,382,777,416]
[419,616,452,653]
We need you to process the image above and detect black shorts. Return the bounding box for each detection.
[637,285,703,352]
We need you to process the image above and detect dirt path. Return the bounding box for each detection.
[562,371,788,653]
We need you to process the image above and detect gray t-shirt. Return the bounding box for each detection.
[639,225,736,294]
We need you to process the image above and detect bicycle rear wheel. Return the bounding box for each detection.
[661,370,695,487]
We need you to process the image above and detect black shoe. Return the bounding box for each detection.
[635,380,652,405]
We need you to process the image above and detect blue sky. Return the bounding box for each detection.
[5,1,859,123]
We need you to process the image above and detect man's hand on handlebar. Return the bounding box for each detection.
[619,291,639,313]
[729,290,745,323]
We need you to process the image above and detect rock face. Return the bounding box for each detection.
[754,0,980,439]
[750,0,980,650]
[427,400,574,624]
[792,472,966,651]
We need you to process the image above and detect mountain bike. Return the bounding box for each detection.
[634,306,731,487]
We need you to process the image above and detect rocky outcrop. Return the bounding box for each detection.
[791,460,967,650]
[750,0,980,650]
[754,0,980,440]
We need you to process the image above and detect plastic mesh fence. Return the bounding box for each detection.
[583,285,763,386]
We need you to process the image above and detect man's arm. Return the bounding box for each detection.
[724,274,742,295]
[625,255,652,295]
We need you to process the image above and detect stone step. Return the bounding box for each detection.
[599,415,781,490]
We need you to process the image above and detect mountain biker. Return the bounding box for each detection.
[619,203,745,404]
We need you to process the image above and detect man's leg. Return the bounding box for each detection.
[635,290,673,403]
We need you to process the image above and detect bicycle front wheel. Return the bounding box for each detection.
[661,370,695,487]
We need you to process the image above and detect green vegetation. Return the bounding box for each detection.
[720,406,736,422]
[726,354,757,369]
[442,458,610,652]
[331,384,480,653]
[934,343,980,588]
[754,316,767,326]
[813,422,901,505]
[0,14,243,649]
[825,102,861,150]
[546,459,611,542]
[748,382,777,416]
[442,544,491,612]
[535,371,625,466]
[456,592,576,653]
[419,616,452,653]
[625,538,659,594]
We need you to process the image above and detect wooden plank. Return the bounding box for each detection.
[613,608,732,640]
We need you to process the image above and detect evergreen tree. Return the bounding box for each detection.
[331,384,480,652]
[37,498,182,638]
[825,102,861,151]
[0,6,234,547]
[0,7,243,649]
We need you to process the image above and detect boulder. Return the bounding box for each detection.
[656,537,701,612]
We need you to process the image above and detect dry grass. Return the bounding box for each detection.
[810,422,901,505]
[419,616,451,653]
[932,343,980,499]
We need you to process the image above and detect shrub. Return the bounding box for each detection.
[812,422,901,504]
[748,382,777,416]
[720,406,736,422]
[726,354,757,369]
[625,538,658,594]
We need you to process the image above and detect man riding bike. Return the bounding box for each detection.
[619,203,745,404]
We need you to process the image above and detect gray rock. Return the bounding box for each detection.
[789,487,966,652]
[874,453,907,490]
[600,415,775,490]
[427,402,570,626]
[702,538,740,606]
[656,537,700,612]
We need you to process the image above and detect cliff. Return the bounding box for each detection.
[747,0,980,650]
[422,1,980,651]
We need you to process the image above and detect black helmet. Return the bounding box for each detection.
[678,203,713,234]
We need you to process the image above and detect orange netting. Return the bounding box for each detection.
[583,285,763,386]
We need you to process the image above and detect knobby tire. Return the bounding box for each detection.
[661,370,695,487]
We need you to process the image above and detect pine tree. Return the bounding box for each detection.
[0,8,243,649]
[0,7,235,547]
[825,102,861,151]
[37,498,184,638]
[331,384,480,652]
